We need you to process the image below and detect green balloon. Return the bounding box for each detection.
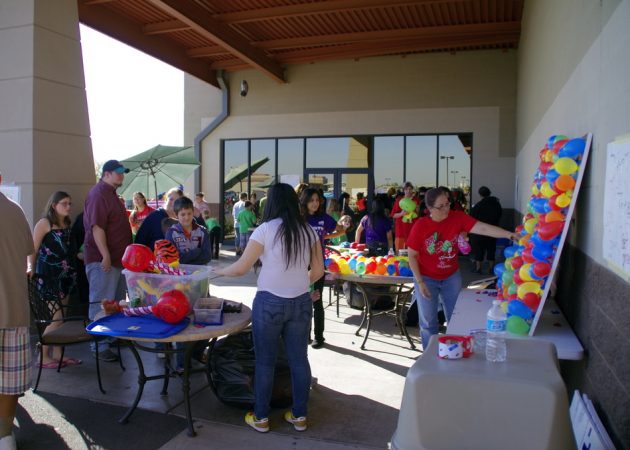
[507,316,530,335]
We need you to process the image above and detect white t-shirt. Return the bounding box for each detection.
[233,200,246,225]
[250,218,318,298]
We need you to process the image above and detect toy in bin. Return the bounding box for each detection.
[194,298,224,326]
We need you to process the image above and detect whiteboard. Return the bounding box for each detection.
[603,137,630,280]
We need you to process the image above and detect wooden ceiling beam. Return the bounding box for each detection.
[254,22,521,50]
[148,0,285,83]
[187,46,230,58]
[215,0,469,24]
[209,32,519,70]
[77,3,218,88]
[143,19,190,35]
[82,0,116,5]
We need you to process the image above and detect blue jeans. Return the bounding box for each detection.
[252,291,312,419]
[234,227,242,250]
[86,263,127,320]
[414,271,462,350]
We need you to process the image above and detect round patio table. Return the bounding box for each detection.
[110,304,251,437]
[330,273,416,350]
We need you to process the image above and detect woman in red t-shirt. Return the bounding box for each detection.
[407,188,517,349]
[129,191,154,236]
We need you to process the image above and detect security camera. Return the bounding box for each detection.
[240,80,248,97]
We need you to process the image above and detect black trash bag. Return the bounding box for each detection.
[343,282,394,310]
[207,330,292,409]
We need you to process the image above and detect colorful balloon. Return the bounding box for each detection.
[554,157,579,175]
[554,174,576,192]
[517,281,542,299]
[508,300,535,320]
[507,316,530,335]
[531,261,551,279]
[555,192,572,208]
[522,292,541,311]
[519,264,534,282]
[558,138,585,159]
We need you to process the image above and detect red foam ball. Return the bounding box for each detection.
[153,290,189,324]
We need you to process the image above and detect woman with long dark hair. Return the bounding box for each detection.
[215,183,324,434]
[299,188,345,349]
[27,191,79,368]
[354,197,393,256]
[129,191,154,236]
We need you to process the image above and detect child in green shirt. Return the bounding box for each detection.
[202,209,222,259]
[236,201,257,252]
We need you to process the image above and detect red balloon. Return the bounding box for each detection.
[522,292,541,311]
[538,221,564,240]
[511,256,524,270]
[153,290,190,324]
[328,261,340,273]
[548,195,563,211]
[122,244,155,272]
[522,246,536,264]
[512,271,523,285]
[508,293,518,301]
[539,161,553,174]
[366,261,377,274]
[532,261,551,278]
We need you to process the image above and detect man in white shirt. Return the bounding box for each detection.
[232,192,248,255]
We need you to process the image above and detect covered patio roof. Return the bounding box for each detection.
[78,0,524,87]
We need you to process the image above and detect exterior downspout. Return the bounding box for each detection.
[193,69,229,193]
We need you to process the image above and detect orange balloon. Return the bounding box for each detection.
[545,210,565,222]
[554,174,576,192]
[376,264,387,275]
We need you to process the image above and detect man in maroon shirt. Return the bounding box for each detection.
[83,160,132,361]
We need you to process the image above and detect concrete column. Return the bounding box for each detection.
[0,0,94,224]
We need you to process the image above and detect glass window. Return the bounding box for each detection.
[374,136,404,192]
[407,136,438,189]
[223,140,248,238]
[439,134,472,210]
[278,139,304,187]
[306,137,368,169]
[250,139,275,197]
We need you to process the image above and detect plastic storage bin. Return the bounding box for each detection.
[123,265,210,312]
[194,297,224,325]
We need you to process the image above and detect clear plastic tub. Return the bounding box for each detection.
[123,265,210,313]
[194,297,224,325]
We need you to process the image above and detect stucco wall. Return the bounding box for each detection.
[192,50,517,208]
[517,1,630,447]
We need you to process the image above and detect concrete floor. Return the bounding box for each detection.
[15,250,487,450]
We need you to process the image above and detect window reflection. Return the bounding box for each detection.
[278,139,304,186]
[306,137,368,168]
[374,136,404,192]
[407,136,437,188]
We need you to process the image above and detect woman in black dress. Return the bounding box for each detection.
[28,191,79,368]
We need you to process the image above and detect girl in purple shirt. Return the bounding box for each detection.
[355,197,393,256]
[299,188,345,349]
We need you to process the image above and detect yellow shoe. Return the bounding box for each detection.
[284,410,307,431]
[245,411,269,433]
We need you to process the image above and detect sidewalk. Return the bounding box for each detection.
[15,249,483,449]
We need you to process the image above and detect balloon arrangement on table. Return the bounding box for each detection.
[493,135,586,335]
[399,198,418,223]
[325,253,413,277]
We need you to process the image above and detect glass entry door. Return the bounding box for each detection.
[305,169,370,210]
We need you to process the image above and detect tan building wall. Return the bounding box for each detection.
[191,50,518,209]
[0,0,95,224]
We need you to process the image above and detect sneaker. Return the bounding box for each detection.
[284,411,307,431]
[311,340,325,349]
[93,347,119,362]
[244,411,269,433]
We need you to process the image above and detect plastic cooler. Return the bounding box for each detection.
[390,337,575,450]
[123,265,210,313]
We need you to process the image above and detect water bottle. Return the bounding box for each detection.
[485,300,507,362]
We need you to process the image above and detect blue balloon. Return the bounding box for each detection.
[493,263,505,277]
[532,245,554,261]
[529,232,553,248]
[546,168,560,184]
[508,300,535,320]
[559,138,585,159]
[504,246,518,258]
[348,258,357,270]
[530,198,549,214]
[547,134,568,148]
[324,258,334,269]
[399,267,413,277]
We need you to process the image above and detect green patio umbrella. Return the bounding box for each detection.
[119,145,200,201]
[223,156,270,191]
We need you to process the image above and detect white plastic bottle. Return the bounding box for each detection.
[485,300,507,362]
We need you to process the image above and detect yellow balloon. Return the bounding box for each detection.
[517,281,542,299]
[504,258,513,271]
[540,182,557,199]
[556,192,572,208]
[519,264,534,282]
[554,157,579,175]
[500,301,508,313]
[543,150,555,163]
[524,218,537,234]
[531,184,540,196]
